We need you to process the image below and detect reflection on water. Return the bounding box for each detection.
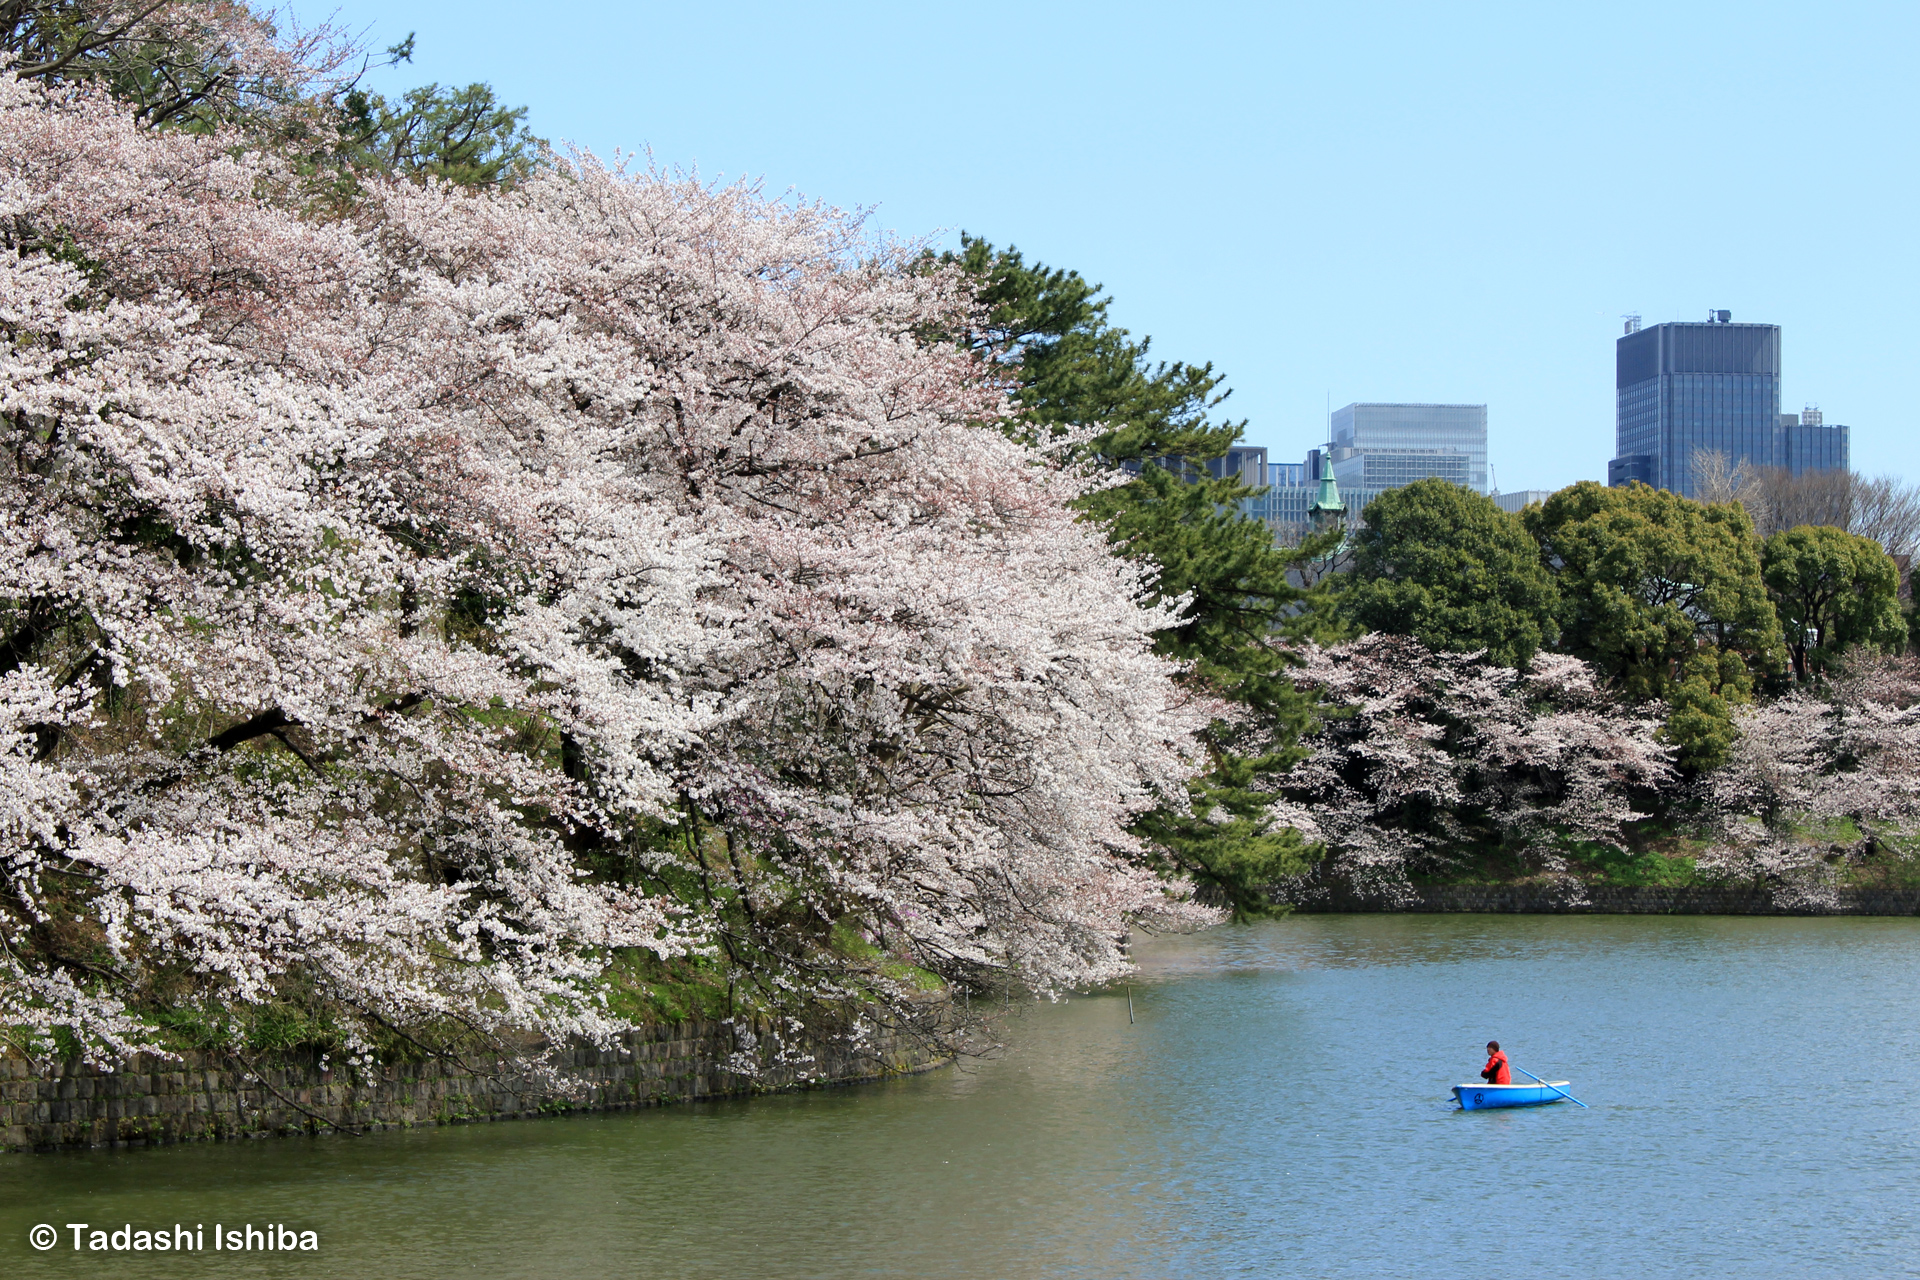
[5,914,1920,1279]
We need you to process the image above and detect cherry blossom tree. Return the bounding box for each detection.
[0,63,1215,1073]
[1,0,365,130]
[1270,635,1673,903]
[1704,655,1920,900]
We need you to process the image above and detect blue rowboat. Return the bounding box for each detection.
[1452,1081,1572,1110]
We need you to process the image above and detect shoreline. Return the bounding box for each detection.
[1290,883,1920,915]
[3,1018,950,1154]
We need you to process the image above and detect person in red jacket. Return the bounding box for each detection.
[1480,1041,1511,1084]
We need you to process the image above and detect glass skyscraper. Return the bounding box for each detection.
[1333,449,1472,491]
[1608,317,1846,497]
[1329,403,1488,494]
[1782,407,1850,477]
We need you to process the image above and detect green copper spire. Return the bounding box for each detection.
[1308,445,1344,524]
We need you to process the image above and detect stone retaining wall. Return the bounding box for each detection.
[1295,883,1920,915]
[2,1017,948,1153]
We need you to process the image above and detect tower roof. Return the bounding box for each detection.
[1309,448,1343,518]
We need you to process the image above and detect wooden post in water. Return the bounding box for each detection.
[1127,986,1134,1025]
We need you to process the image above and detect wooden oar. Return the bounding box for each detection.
[1514,1065,1589,1108]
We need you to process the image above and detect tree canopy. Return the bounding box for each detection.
[1761,525,1906,681]
[0,56,1221,1069]
[1526,481,1782,768]
[1280,636,1672,893]
[336,40,542,190]
[944,235,1341,916]
[0,0,347,130]
[1340,479,1558,667]
[1,3,538,190]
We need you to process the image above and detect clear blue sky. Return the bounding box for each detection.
[315,0,1919,492]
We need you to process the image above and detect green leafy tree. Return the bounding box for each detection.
[1526,481,1783,769]
[1661,652,1740,770]
[1340,478,1558,667]
[2,5,537,190]
[943,236,1340,915]
[1761,524,1906,681]
[338,53,542,189]
[0,0,327,130]
[947,235,1239,462]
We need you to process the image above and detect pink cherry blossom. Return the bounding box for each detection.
[1273,636,1673,903]
[0,67,1214,1070]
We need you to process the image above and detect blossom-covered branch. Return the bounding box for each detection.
[0,64,1214,1069]
[1270,636,1673,901]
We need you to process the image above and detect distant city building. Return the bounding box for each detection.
[1130,447,1268,491]
[1204,446,1269,489]
[1139,445,1302,530]
[1492,489,1555,513]
[1143,403,1497,545]
[1608,314,1848,498]
[1304,447,1327,489]
[1194,446,1286,527]
[1781,407,1849,477]
[1334,449,1472,491]
[1330,403,1489,495]
[1266,482,1385,529]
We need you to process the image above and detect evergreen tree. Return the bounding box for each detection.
[337,38,542,190]
[942,236,1339,915]
[2,4,537,190]
[1761,524,1906,680]
[1526,481,1783,769]
[1340,479,1558,667]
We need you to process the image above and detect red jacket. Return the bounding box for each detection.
[1482,1051,1510,1084]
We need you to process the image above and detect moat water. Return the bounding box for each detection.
[5,914,1919,1278]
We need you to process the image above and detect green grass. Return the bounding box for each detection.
[1402,813,1920,893]
[1785,815,1864,845]
[1560,842,1701,887]
[599,950,736,1024]
[830,921,945,991]
[15,915,947,1071]
[1840,828,1920,888]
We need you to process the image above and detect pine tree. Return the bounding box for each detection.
[942,235,1340,915]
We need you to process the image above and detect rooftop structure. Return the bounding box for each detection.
[1492,489,1556,514]
[1308,445,1346,526]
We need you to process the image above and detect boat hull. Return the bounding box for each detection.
[1452,1082,1571,1110]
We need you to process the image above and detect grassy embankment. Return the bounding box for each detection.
[33,925,943,1068]
[1411,818,1920,892]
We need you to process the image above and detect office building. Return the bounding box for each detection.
[1330,403,1489,495]
[1608,314,1846,497]
[1782,407,1849,477]
[1265,479,1385,530]
[1194,446,1283,527]
[1333,449,1472,491]
[1143,445,1298,531]
[1200,446,1268,489]
[1493,489,1555,514]
[1141,401,1497,545]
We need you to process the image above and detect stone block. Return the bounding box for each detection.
[1,1013,948,1150]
